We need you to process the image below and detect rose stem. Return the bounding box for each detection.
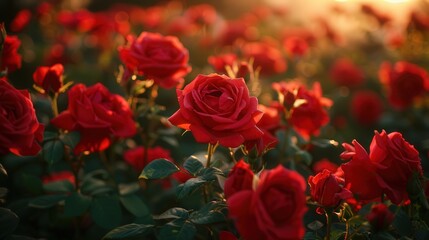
[51,93,59,117]
[325,209,332,240]
[143,84,159,164]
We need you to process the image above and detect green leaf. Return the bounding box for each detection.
[176,178,207,199]
[153,208,189,220]
[183,156,203,176]
[103,224,154,240]
[158,219,196,240]
[43,131,58,142]
[139,159,179,180]
[18,174,43,195]
[199,167,224,181]
[0,208,19,239]
[90,195,122,229]
[120,194,150,218]
[118,182,140,196]
[43,139,64,164]
[28,194,67,209]
[64,192,92,217]
[62,131,80,149]
[189,201,226,225]
[391,206,412,236]
[373,231,398,240]
[43,180,74,193]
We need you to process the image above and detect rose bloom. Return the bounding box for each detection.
[224,160,254,199]
[10,9,32,33]
[379,61,429,109]
[308,169,352,208]
[369,130,422,204]
[0,80,44,156]
[228,165,307,240]
[366,204,394,232]
[124,146,172,173]
[340,130,422,204]
[207,53,237,74]
[168,74,263,148]
[273,81,332,139]
[216,20,256,46]
[1,35,22,73]
[242,41,287,76]
[351,90,383,126]
[118,32,191,88]
[51,83,136,154]
[329,58,364,88]
[312,158,339,174]
[283,36,309,57]
[33,64,64,95]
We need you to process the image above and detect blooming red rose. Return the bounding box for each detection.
[273,81,332,139]
[283,36,309,57]
[340,140,382,202]
[369,130,422,204]
[118,32,191,88]
[228,165,307,240]
[242,41,287,76]
[219,231,237,240]
[312,158,339,174]
[351,90,383,126]
[168,74,263,148]
[183,4,217,27]
[33,64,64,94]
[208,53,238,75]
[329,58,364,88]
[10,9,32,33]
[124,146,173,173]
[1,35,22,73]
[366,204,394,232]
[42,171,76,186]
[244,104,280,155]
[224,160,254,199]
[51,83,136,154]
[308,169,352,208]
[0,80,44,156]
[216,20,256,46]
[379,61,429,109]
[341,130,422,204]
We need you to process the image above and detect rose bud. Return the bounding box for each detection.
[366,203,394,232]
[224,160,254,199]
[33,64,64,95]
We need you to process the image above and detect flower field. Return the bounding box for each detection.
[2,0,429,239]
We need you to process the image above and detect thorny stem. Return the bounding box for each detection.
[203,143,217,203]
[325,209,333,240]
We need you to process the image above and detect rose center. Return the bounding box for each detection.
[262,187,295,224]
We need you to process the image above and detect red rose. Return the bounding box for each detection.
[33,64,64,94]
[0,80,44,156]
[379,61,429,109]
[312,158,339,174]
[408,11,429,31]
[242,41,287,76]
[1,35,22,73]
[10,9,32,33]
[273,81,332,139]
[308,169,352,208]
[224,160,254,199]
[340,130,422,204]
[329,58,364,88]
[283,36,309,57]
[168,74,263,148]
[51,83,136,154]
[183,4,217,27]
[216,20,256,46]
[351,90,383,126]
[340,140,382,201]
[118,32,191,88]
[366,204,394,232]
[369,130,422,204]
[208,53,238,75]
[124,146,173,173]
[228,165,307,240]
